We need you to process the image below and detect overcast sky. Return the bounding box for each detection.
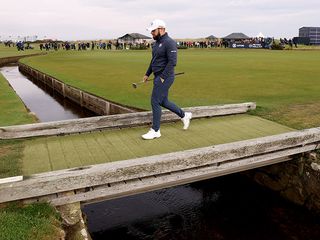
[0,0,319,41]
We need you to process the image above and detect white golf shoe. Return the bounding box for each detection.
[181,112,192,130]
[142,128,161,140]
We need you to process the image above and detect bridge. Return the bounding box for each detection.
[1,102,319,206]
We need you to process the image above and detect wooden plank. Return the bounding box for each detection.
[0,103,256,139]
[0,127,320,203]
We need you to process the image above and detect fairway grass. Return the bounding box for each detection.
[20,48,320,128]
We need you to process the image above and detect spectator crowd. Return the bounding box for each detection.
[1,36,299,51]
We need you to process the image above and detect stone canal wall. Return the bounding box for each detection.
[247,151,320,214]
[18,63,142,115]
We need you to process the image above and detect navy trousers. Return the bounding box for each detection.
[151,74,185,131]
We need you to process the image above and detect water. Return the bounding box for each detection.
[83,174,320,240]
[0,65,95,122]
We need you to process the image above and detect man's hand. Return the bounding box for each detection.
[143,75,149,83]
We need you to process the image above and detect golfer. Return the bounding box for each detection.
[142,19,192,140]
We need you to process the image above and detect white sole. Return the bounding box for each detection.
[142,135,161,140]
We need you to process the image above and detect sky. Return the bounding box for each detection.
[0,0,319,41]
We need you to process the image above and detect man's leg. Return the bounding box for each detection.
[161,97,185,118]
[160,76,184,118]
[151,77,165,132]
[141,78,163,140]
[161,76,192,130]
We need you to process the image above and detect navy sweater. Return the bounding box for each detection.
[145,33,177,79]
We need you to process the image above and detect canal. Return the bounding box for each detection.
[83,174,320,240]
[1,65,319,240]
[0,65,95,122]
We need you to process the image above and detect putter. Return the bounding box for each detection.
[132,72,185,89]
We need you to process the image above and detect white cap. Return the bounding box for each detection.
[146,19,166,32]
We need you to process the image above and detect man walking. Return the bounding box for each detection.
[142,19,192,140]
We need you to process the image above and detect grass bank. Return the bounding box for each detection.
[0,44,40,58]
[0,72,36,178]
[0,203,62,240]
[0,72,35,126]
[0,50,61,240]
[20,48,320,129]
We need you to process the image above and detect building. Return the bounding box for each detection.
[299,27,320,45]
[205,35,217,40]
[118,33,151,44]
[223,32,250,40]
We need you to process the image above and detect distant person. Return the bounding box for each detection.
[293,38,298,48]
[16,41,24,51]
[108,41,112,50]
[288,39,293,49]
[141,19,192,140]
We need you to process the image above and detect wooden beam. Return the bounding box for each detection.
[0,126,319,204]
[52,156,294,206]
[0,102,256,139]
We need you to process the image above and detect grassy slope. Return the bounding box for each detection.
[0,203,61,240]
[20,49,320,128]
[0,73,36,178]
[0,73,35,126]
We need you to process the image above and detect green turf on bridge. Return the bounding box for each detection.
[22,114,293,175]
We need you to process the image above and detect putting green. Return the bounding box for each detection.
[22,114,293,175]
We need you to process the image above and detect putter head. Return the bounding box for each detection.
[132,83,137,89]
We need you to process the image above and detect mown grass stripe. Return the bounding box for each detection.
[45,138,65,171]
[90,132,114,162]
[101,130,136,161]
[116,130,146,159]
[68,135,94,166]
[97,131,126,162]
[22,141,51,175]
[58,135,82,169]
[82,134,110,164]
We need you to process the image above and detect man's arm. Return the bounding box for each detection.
[143,59,153,82]
[145,62,152,77]
[160,40,177,80]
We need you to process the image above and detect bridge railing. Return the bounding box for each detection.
[0,102,256,139]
